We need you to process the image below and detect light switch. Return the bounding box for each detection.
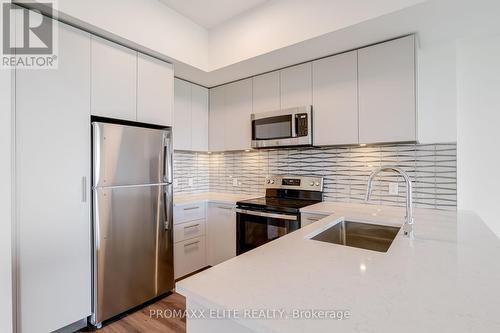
[188,178,194,187]
[233,178,238,187]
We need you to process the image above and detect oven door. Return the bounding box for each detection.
[236,209,300,255]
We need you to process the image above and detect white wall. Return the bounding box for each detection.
[457,34,500,237]
[208,0,426,70]
[42,0,209,70]
[417,40,457,143]
[0,68,13,332]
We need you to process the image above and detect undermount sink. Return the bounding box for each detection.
[309,220,400,253]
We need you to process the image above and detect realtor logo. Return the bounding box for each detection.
[1,1,58,68]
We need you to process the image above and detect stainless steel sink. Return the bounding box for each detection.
[310,220,400,253]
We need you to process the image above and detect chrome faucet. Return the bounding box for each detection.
[365,166,414,238]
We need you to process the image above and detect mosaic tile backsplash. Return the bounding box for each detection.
[173,143,457,210]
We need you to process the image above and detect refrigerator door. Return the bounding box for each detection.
[93,122,172,187]
[93,183,174,324]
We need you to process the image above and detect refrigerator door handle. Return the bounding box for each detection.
[163,185,173,230]
[163,134,173,184]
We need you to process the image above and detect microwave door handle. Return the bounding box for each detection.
[292,114,297,138]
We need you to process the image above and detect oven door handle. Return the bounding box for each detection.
[235,208,298,221]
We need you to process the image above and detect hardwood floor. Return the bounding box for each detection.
[80,292,186,333]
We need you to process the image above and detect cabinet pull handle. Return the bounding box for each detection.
[184,206,199,211]
[184,224,200,229]
[306,218,320,221]
[184,240,200,247]
[81,177,87,203]
[217,206,233,210]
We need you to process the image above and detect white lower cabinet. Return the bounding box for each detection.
[174,236,207,279]
[174,219,206,243]
[207,203,236,266]
[174,202,206,224]
[174,203,207,279]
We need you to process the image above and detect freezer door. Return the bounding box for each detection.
[93,184,174,324]
[93,122,172,187]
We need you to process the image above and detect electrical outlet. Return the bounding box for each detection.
[188,178,194,187]
[389,183,399,195]
[173,179,178,188]
[233,178,238,187]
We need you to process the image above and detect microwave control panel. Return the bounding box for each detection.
[295,113,308,136]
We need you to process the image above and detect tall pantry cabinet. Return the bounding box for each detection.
[15,22,92,333]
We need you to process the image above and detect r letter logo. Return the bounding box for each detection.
[1,1,58,69]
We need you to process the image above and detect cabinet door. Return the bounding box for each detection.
[191,84,209,151]
[312,51,359,145]
[209,86,226,151]
[174,78,192,150]
[358,35,416,143]
[174,236,207,279]
[137,53,174,126]
[91,36,137,121]
[224,79,253,151]
[16,22,91,333]
[280,62,312,109]
[207,204,236,266]
[253,71,280,113]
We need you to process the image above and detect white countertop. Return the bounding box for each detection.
[174,192,261,206]
[176,202,500,333]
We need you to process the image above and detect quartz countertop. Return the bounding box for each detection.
[174,192,261,206]
[176,202,500,333]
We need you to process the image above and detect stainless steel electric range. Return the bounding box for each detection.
[236,175,324,255]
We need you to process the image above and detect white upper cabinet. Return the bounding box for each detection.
[358,35,416,144]
[209,80,252,152]
[253,71,280,113]
[174,78,192,150]
[191,84,209,151]
[224,78,253,151]
[280,63,312,109]
[137,53,174,126]
[91,36,137,121]
[174,78,209,151]
[312,51,359,146]
[209,86,226,151]
[16,22,91,333]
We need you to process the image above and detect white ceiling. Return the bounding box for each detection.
[158,0,269,28]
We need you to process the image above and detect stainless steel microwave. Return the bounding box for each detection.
[251,106,312,148]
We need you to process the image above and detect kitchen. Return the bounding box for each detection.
[1,0,500,333]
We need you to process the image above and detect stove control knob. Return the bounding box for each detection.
[271,179,275,184]
[266,179,271,184]
[315,182,320,186]
[310,182,314,186]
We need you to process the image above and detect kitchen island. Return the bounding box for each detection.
[176,202,500,333]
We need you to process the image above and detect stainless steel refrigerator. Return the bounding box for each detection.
[90,122,174,327]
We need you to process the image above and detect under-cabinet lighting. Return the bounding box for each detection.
[360,144,367,147]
